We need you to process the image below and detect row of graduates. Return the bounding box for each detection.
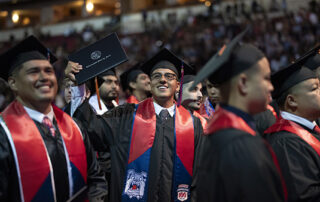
[1,27,320,202]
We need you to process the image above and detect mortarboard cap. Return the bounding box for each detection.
[120,63,145,91]
[140,48,194,78]
[0,35,57,80]
[85,76,105,94]
[272,44,320,99]
[181,75,195,85]
[68,32,128,85]
[304,53,320,70]
[190,27,265,89]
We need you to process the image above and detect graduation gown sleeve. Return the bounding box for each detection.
[265,131,320,202]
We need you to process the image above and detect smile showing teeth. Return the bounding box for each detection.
[158,86,167,89]
[39,86,50,90]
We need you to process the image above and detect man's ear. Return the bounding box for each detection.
[129,81,136,90]
[176,81,180,92]
[8,76,18,92]
[286,94,298,108]
[238,73,248,95]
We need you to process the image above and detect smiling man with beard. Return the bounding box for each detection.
[88,70,119,115]
[0,36,107,202]
[72,48,204,202]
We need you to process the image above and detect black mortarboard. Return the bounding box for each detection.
[68,32,128,85]
[85,76,105,94]
[304,53,320,70]
[140,48,194,78]
[190,27,265,88]
[181,75,195,84]
[272,45,320,99]
[120,63,145,91]
[0,35,57,80]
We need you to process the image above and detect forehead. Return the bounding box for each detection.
[102,75,118,81]
[184,81,202,90]
[255,57,270,73]
[21,59,53,69]
[297,78,319,89]
[137,73,148,78]
[152,68,176,75]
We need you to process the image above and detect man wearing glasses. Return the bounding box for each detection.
[73,48,203,202]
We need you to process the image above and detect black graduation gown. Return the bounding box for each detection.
[254,108,277,136]
[192,123,285,201]
[0,117,107,202]
[65,99,112,200]
[264,124,320,202]
[83,103,203,202]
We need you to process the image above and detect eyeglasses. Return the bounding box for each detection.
[151,73,177,81]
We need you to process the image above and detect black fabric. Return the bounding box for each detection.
[272,67,316,99]
[181,75,195,84]
[191,27,266,88]
[0,36,57,80]
[265,123,320,202]
[208,44,265,84]
[192,128,285,202]
[159,109,169,122]
[0,111,107,201]
[140,48,194,78]
[68,99,112,200]
[80,103,203,202]
[254,108,277,136]
[304,54,320,70]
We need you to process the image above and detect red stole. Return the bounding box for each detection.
[126,95,139,104]
[267,104,278,119]
[206,107,256,136]
[128,98,195,176]
[265,117,320,157]
[193,110,208,134]
[1,101,87,201]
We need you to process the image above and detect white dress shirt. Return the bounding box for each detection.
[24,106,55,123]
[280,111,316,130]
[153,102,175,117]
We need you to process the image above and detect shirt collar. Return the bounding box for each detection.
[24,106,54,123]
[89,93,109,115]
[220,104,256,131]
[153,101,175,117]
[280,111,316,130]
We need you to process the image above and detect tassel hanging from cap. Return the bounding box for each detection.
[177,62,184,107]
[95,77,102,110]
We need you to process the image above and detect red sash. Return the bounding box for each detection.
[1,101,87,201]
[193,110,208,134]
[206,107,256,136]
[267,104,278,119]
[265,117,320,157]
[126,95,139,104]
[128,98,195,176]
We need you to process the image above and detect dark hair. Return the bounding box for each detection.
[0,78,15,112]
[276,87,292,109]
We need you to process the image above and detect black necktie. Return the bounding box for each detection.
[159,109,169,122]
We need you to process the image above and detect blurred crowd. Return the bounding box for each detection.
[0,0,320,109]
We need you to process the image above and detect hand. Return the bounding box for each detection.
[65,61,83,83]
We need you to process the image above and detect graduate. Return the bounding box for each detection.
[71,48,204,202]
[176,74,207,129]
[89,69,119,115]
[120,63,151,104]
[198,79,220,118]
[190,29,287,202]
[0,36,107,202]
[264,46,320,201]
